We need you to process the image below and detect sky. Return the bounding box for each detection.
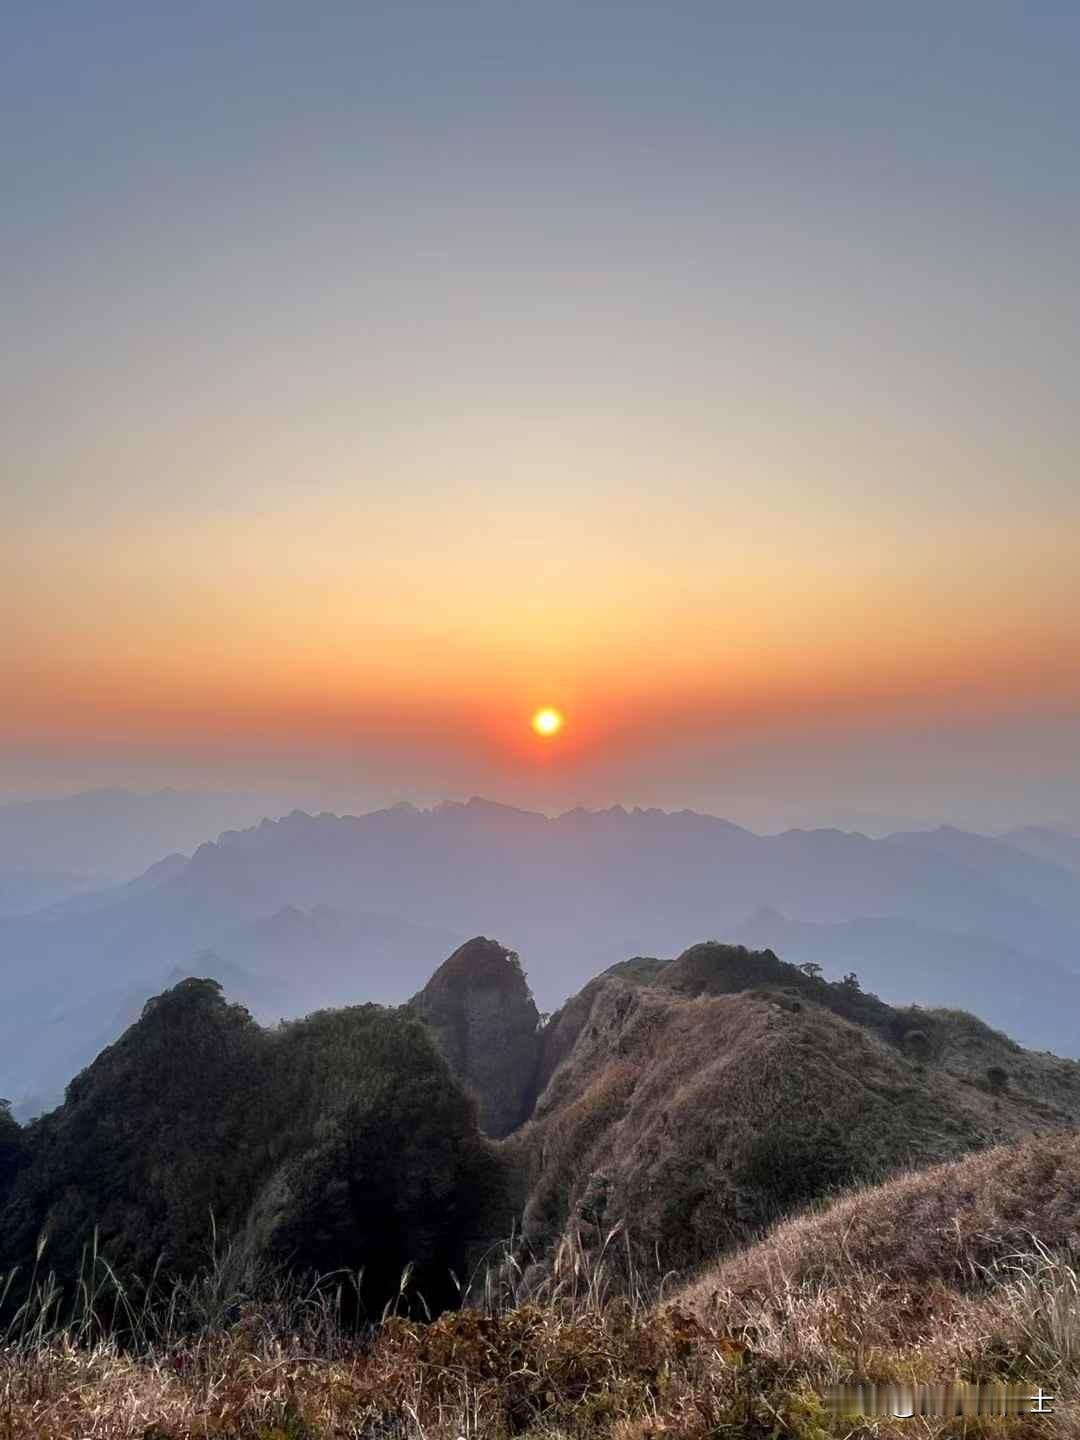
[3,3,1079,830]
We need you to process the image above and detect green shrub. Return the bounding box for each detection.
[735,1116,860,1219]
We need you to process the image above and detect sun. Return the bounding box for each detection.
[531,706,564,738]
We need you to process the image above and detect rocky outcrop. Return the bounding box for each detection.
[409,938,541,1138]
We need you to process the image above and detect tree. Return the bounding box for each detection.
[0,1099,25,1201]
[841,972,861,991]
[797,962,823,980]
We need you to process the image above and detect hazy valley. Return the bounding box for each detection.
[3,793,1080,1121]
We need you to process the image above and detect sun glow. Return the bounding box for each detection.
[531,706,564,738]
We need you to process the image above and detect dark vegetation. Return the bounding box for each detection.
[0,979,512,1324]
[0,1101,26,1207]
[658,939,1001,1057]
[733,1114,863,1216]
[5,1144,1080,1438]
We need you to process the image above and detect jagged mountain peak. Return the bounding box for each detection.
[410,937,541,1137]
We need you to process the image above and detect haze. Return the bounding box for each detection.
[3,4,1079,830]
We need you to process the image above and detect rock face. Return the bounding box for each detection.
[410,938,541,1138]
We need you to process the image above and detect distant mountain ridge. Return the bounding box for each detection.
[2,797,1079,1115]
[1003,823,1080,876]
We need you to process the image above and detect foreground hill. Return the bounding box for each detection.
[5,799,1080,1117]
[5,1126,1080,1439]
[680,1127,1080,1313]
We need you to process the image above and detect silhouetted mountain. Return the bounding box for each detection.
[4,799,1080,1114]
[881,824,1080,922]
[0,868,101,917]
[1002,824,1080,876]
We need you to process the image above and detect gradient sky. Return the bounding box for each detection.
[4,3,1079,827]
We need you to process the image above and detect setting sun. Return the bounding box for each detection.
[531,706,565,738]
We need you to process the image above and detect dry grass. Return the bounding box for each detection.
[506,976,1080,1290]
[678,1130,1080,1308]
[3,1206,1080,1440]
[5,1131,1080,1437]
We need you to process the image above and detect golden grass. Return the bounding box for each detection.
[5,1129,1080,1437]
[3,1211,1080,1440]
[678,1129,1080,1309]
[507,976,1080,1291]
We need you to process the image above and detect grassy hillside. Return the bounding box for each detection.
[506,944,1080,1282]
[680,1129,1080,1310]
[4,1137,1080,1437]
[7,937,1078,1319]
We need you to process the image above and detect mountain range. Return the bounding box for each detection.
[1,795,1078,1117]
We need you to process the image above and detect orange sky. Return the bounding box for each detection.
[4,6,1080,824]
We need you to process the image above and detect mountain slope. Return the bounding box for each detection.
[0,788,280,882]
[1004,823,1080,876]
[6,934,1080,1326]
[679,1127,1080,1311]
[505,943,1080,1280]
